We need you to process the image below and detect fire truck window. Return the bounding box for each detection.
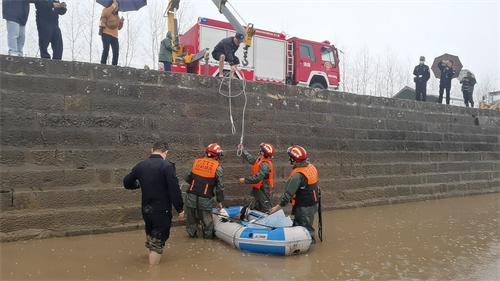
[300,43,315,62]
[321,48,336,67]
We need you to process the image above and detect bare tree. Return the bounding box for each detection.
[62,1,84,61]
[122,13,140,67]
[382,48,397,97]
[176,1,196,34]
[89,0,97,62]
[476,76,494,103]
[359,46,372,95]
[147,1,168,70]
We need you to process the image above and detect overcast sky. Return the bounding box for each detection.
[1,0,498,90]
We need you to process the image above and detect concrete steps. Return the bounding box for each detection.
[1,55,499,241]
[1,160,498,191]
[2,104,499,146]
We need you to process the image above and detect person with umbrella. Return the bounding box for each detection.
[99,0,124,66]
[413,56,430,101]
[460,70,477,108]
[437,59,456,105]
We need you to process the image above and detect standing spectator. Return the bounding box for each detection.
[33,0,67,60]
[99,0,124,66]
[2,0,30,56]
[460,72,477,108]
[158,32,173,72]
[413,56,430,101]
[438,60,456,105]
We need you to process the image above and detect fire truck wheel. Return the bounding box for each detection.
[310,82,326,90]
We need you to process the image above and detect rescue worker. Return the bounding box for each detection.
[238,143,275,213]
[123,142,184,265]
[184,143,225,239]
[212,33,244,77]
[460,72,477,108]
[413,56,430,101]
[33,0,67,60]
[270,145,319,241]
[438,59,456,105]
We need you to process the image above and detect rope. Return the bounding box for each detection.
[218,70,247,156]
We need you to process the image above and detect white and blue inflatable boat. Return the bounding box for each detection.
[213,206,313,256]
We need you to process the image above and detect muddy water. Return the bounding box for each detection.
[1,194,499,281]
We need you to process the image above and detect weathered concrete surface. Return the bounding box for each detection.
[1,55,499,241]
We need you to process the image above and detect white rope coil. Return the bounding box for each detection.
[218,71,247,156]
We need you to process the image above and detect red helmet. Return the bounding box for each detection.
[259,143,274,158]
[206,143,223,158]
[287,145,308,162]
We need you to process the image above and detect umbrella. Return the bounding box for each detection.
[96,0,147,12]
[431,53,463,79]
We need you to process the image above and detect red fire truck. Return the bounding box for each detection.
[173,17,341,90]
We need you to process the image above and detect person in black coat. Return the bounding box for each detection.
[438,60,456,105]
[2,0,30,56]
[212,33,244,77]
[460,73,477,108]
[33,0,67,60]
[413,56,430,101]
[123,142,184,265]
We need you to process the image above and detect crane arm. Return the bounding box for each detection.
[166,0,254,66]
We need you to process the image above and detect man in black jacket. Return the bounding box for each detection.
[438,60,456,105]
[460,72,477,108]
[33,0,67,60]
[212,33,244,77]
[413,56,430,101]
[123,142,184,265]
[2,0,30,56]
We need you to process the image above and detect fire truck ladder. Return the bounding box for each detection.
[286,41,294,83]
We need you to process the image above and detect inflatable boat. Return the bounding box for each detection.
[213,206,313,256]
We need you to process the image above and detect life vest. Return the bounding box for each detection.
[251,157,274,190]
[188,157,220,198]
[289,164,319,207]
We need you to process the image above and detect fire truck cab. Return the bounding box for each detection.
[287,38,340,89]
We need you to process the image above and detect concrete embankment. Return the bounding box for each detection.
[1,55,499,241]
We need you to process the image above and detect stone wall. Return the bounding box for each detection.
[1,55,499,241]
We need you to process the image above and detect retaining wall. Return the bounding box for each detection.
[1,55,499,241]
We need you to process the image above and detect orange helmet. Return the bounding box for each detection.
[206,143,223,158]
[259,143,274,158]
[287,145,308,162]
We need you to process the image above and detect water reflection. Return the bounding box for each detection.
[1,194,499,280]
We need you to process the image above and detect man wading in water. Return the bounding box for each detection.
[123,142,184,265]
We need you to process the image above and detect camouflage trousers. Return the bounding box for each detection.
[185,193,215,239]
[292,204,318,241]
[250,186,272,213]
